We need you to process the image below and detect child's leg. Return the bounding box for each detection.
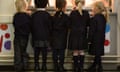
[34,47,40,70]
[58,49,65,71]
[14,38,23,72]
[96,56,102,67]
[95,55,103,72]
[20,39,29,69]
[88,55,102,72]
[73,50,79,72]
[41,47,47,70]
[78,50,85,72]
[52,49,59,71]
[92,55,102,67]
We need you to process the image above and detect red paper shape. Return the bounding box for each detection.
[0,24,8,31]
[5,33,10,39]
[0,35,3,52]
[104,40,110,46]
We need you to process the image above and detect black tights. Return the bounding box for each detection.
[52,49,65,66]
[34,47,47,65]
[93,55,102,67]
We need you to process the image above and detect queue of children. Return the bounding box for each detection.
[13,0,108,72]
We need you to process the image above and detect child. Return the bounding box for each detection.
[68,0,90,72]
[13,0,31,72]
[88,1,108,72]
[31,0,51,71]
[52,0,69,72]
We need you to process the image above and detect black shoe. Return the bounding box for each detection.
[87,66,96,72]
[54,65,59,72]
[59,66,65,72]
[34,65,40,71]
[79,68,84,72]
[41,65,47,72]
[97,66,103,72]
[15,66,24,72]
[73,67,79,72]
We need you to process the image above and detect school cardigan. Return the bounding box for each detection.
[13,12,31,38]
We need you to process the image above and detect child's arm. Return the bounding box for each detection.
[88,18,96,44]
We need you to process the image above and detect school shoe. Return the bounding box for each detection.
[73,65,79,72]
[34,63,40,71]
[97,66,103,72]
[34,66,40,71]
[15,64,24,72]
[87,66,97,72]
[54,64,59,72]
[73,67,79,72]
[41,64,47,72]
[59,65,65,72]
[79,67,84,72]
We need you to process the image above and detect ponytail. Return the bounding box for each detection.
[77,2,83,15]
[94,1,109,22]
[103,8,109,22]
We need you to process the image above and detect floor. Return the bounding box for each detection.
[0,65,120,72]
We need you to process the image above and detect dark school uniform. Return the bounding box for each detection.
[68,10,90,50]
[88,13,106,56]
[52,11,69,50]
[31,9,51,48]
[13,12,31,71]
[52,10,69,71]
[31,9,52,70]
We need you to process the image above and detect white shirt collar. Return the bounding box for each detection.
[36,8,46,11]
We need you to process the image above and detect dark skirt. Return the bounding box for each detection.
[52,33,67,49]
[68,31,85,50]
[32,40,49,48]
[52,37,67,49]
[88,43,104,56]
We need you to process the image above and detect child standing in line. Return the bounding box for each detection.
[52,0,69,72]
[88,1,108,72]
[13,0,31,72]
[68,0,90,72]
[31,0,51,71]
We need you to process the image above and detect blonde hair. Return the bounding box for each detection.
[93,1,109,21]
[75,0,84,15]
[15,0,28,12]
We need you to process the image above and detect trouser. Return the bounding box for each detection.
[14,38,29,72]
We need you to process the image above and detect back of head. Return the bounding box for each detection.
[15,0,27,12]
[93,1,109,21]
[56,0,66,10]
[75,0,84,6]
[93,1,105,13]
[34,0,48,8]
[75,0,85,15]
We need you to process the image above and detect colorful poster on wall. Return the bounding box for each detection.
[104,23,111,53]
[0,24,14,55]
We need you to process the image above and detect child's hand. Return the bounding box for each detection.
[88,42,92,44]
[26,10,32,15]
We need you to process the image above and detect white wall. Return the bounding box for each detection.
[0,0,16,23]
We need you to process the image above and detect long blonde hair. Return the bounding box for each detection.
[75,0,84,15]
[15,0,28,12]
[93,1,109,22]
